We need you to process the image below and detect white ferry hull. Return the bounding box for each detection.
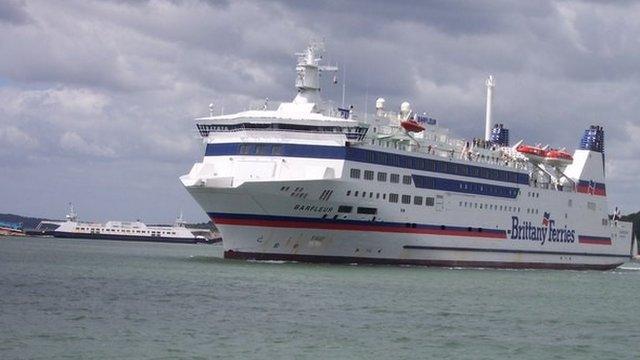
[185,180,630,270]
[221,227,625,270]
[52,231,202,244]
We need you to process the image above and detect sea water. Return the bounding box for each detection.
[1,237,639,359]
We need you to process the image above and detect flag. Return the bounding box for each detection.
[542,212,550,226]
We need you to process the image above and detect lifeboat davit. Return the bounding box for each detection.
[516,144,547,163]
[545,149,573,168]
[400,120,425,133]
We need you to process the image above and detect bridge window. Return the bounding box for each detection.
[377,172,387,182]
[402,175,412,185]
[401,195,411,204]
[425,197,435,206]
[390,174,400,183]
[350,168,361,179]
[364,170,374,180]
[389,193,398,203]
[414,196,423,205]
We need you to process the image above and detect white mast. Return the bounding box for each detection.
[66,202,77,222]
[293,42,337,105]
[484,75,495,141]
[341,64,346,108]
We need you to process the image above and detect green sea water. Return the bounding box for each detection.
[1,236,639,359]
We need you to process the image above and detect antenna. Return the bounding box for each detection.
[341,64,346,108]
[484,75,495,141]
[175,209,185,227]
[364,64,370,120]
[66,202,77,222]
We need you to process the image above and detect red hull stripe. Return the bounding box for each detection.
[209,213,507,239]
[224,250,623,271]
[578,235,612,245]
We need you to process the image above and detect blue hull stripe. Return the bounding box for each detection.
[412,174,519,199]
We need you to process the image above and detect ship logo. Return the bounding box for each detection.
[511,213,575,245]
[588,180,597,195]
[542,212,550,226]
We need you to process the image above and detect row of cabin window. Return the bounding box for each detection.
[350,149,528,184]
[76,227,176,235]
[199,123,366,132]
[389,194,435,206]
[346,190,434,206]
[458,201,522,213]
[350,168,412,185]
[458,202,550,216]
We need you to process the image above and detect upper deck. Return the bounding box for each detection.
[191,43,610,199]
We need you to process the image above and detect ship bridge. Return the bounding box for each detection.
[194,104,368,142]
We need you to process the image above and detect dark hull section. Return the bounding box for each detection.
[25,230,56,236]
[224,250,624,271]
[53,231,203,244]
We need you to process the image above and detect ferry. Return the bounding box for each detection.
[52,205,206,244]
[0,221,26,237]
[181,42,633,269]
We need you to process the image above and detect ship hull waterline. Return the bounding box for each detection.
[53,231,207,244]
[224,250,623,270]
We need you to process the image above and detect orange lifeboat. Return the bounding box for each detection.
[400,120,425,133]
[516,144,547,163]
[545,149,573,167]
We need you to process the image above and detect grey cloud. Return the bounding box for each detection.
[278,0,554,35]
[0,0,31,25]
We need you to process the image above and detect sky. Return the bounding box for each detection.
[0,0,639,223]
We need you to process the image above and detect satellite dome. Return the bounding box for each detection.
[400,101,411,114]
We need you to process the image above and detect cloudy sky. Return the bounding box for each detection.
[1,0,639,223]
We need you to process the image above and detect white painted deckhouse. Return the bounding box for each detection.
[181,42,634,269]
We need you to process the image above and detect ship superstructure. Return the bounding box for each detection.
[181,43,633,269]
[53,204,203,244]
